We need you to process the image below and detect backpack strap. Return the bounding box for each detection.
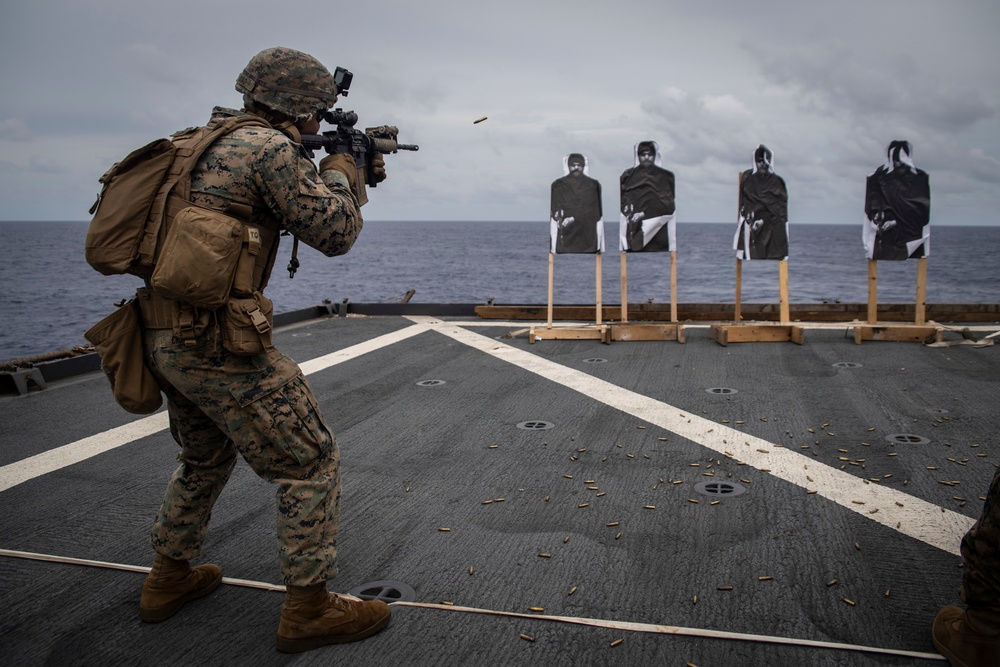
[140,115,272,266]
[170,115,272,203]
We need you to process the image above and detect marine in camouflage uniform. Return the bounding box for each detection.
[144,103,358,586]
[962,468,1000,609]
[932,466,1000,666]
[137,47,391,651]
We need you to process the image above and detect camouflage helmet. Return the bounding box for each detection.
[236,47,338,120]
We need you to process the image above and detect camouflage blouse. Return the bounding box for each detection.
[188,107,362,263]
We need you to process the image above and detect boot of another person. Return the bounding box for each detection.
[276,583,391,653]
[139,553,223,623]
[932,605,1000,667]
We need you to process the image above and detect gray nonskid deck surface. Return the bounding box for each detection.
[1,315,996,666]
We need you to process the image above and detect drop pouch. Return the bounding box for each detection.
[84,299,163,414]
[220,292,274,357]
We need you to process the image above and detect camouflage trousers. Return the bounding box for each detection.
[143,328,340,586]
[961,466,1000,608]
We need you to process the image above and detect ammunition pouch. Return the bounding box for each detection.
[84,299,163,414]
[136,288,210,349]
[135,288,174,329]
[142,199,275,355]
[220,291,274,356]
[150,205,245,309]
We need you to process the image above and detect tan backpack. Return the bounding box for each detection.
[85,115,269,280]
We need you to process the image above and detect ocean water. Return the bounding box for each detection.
[1,220,998,361]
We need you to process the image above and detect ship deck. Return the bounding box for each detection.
[1,313,998,666]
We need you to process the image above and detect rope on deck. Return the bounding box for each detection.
[392,600,946,661]
[0,547,945,661]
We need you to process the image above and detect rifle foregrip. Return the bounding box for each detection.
[368,136,400,154]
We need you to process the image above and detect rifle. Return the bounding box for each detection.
[299,67,417,205]
[299,108,418,198]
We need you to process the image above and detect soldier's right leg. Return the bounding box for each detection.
[216,351,390,652]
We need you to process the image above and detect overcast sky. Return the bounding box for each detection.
[1,0,998,225]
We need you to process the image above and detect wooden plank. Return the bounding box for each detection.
[528,325,608,344]
[710,324,805,346]
[609,323,685,343]
[546,253,554,329]
[710,324,730,346]
[735,172,743,325]
[916,258,927,325]
[670,250,678,322]
[779,260,789,324]
[474,303,1000,323]
[620,252,628,323]
[596,253,603,325]
[853,325,942,345]
[735,258,742,324]
[868,260,878,324]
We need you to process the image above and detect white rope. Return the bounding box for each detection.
[1,548,944,661]
[392,601,945,661]
[0,548,285,592]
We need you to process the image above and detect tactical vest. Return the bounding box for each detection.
[86,114,293,354]
[86,115,272,281]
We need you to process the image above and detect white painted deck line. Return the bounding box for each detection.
[0,414,170,493]
[1,317,978,557]
[297,322,427,375]
[0,324,427,493]
[408,316,976,556]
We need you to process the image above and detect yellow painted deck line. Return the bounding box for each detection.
[407,316,975,556]
[0,324,427,493]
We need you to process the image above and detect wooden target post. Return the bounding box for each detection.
[670,249,678,322]
[735,258,742,323]
[610,250,685,342]
[530,252,608,343]
[711,258,803,345]
[620,252,628,324]
[853,257,942,344]
[710,172,803,346]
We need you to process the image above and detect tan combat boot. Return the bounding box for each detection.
[276,583,391,653]
[932,605,1000,667]
[139,553,223,623]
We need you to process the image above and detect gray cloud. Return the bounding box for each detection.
[0,119,32,142]
[116,43,188,86]
[0,0,997,225]
[751,41,998,134]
